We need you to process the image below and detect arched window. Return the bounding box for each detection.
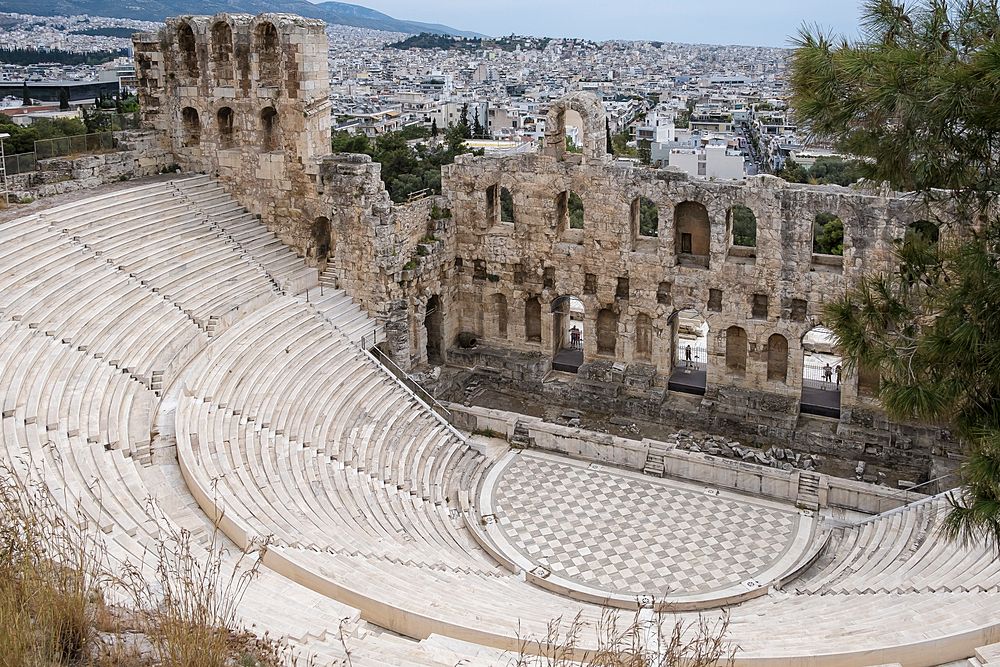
[725,326,747,375]
[675,201,710,268]
[181,107,200,147]
[261,106,279,152]
[178,22,199,79]
[255,22,280,86]
[211,22,234,86]
[525,297,541,342]
[636,313,652,359]
[217,107,235,149]
[767,333,788,382]
[597,308,617,354]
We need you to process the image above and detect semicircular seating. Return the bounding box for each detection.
[2,177,1000,666]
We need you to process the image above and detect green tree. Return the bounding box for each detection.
[459,103,470,139]
[568,192,583,229]
[812,213,843,255]
[731,204,756,247]
[637,139,651,166]
[431,118,438,138]
[639,197,658,237]
[58,88,69,111]
[473,114,484,140]
[500,187,514,223]
[778,157,809,183]
[791,0,1000,548]
[21,81,31,106]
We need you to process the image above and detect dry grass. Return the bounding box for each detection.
[0,464,295,667]
[510,606,736,667]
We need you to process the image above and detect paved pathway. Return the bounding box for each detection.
[493,451,800,596]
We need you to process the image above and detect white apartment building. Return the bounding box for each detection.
[668,143,746,180]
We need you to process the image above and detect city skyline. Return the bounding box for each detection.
[309,0,864,47]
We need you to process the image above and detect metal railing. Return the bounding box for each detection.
[2,152,36,176]
[363,338,452,420]
[34,131,115,159]
[856,472,961,523]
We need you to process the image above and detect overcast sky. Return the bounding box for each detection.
[321,0,864,48]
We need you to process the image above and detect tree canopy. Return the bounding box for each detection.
[790,0,1000,549]
[331,125,478,203]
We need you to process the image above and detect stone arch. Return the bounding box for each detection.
[636,312,653,359]
[525,296,541,342]
[767,333,788,382]
[725,326,747,375]
[181,107,200,147]
[543,91,607,160]
[551,295,584,349]
[311,216,331,261]
[669,309,707,395]
[211,21,234,86]
[217,107,235,149]
[728,204,756,248]
[261,106,279,152]
[596,308,617,354]
[177,21,199,79]
[675,201,710,268]
[491,293,508,339]
[254,21,281,86]
[801,325,842,418]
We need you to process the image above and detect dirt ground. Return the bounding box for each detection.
[456,381,921,490]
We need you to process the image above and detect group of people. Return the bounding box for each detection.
[569,325,582,350]
[823,362,842,387]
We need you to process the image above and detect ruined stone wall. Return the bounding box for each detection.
[130,22,960,470]
[7,130,172,200]
[439,93,960,463]
[133,14,332,262]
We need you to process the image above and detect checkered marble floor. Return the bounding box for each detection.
[493,452,798,596]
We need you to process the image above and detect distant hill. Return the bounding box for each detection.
[314,2,485,38]
[0,0,484,37]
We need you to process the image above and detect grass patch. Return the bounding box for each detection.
[512,607,736,667]
[0,464,293,666]
[471,427,504,439]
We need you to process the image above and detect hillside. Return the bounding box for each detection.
[0,0,482,37]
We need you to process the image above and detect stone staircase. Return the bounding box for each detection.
[643,441,668,477]
[795,470,821,511]
[510,421,531,449]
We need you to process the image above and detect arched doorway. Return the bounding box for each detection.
[801,326,841,418]
[551,295,584,373]
[668,309,708,395]
[424,295,443,366]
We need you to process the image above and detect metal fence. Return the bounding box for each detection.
[3,152,37,176]
[34,132,116,159]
